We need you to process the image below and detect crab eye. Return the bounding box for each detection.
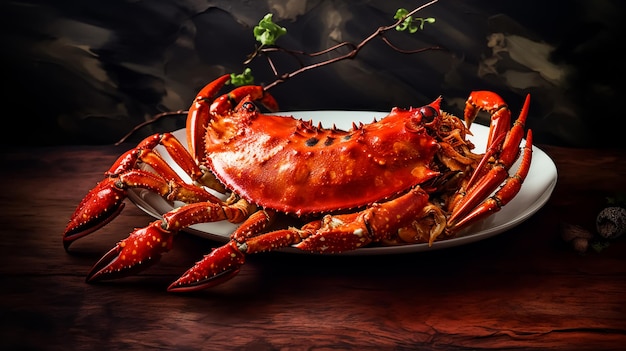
[419,106,438,123]
[242,101,257,112]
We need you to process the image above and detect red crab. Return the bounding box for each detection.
[63,74,532,292]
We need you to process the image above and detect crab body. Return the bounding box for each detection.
[63,74,533,292]
[206,99,441,215]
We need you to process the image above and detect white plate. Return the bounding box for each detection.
[127,110,557,255]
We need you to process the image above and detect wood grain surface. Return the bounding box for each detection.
[0,143,624,350]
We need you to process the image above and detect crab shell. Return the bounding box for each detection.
[203,97,445,216]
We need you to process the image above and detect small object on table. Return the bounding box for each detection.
[596,206,626,240]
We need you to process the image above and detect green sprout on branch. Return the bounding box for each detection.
[253,14,287,46]
[229,67,254,86]
[114,1,442,144]
[394,8,435,33]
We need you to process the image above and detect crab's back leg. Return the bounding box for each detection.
[449,130,533,233]
[86,198,259,284]
[449,94,531,226]
[166,209,277,292]
[292,187,431,253]
[464,91,511,152]
[166,187,436,292]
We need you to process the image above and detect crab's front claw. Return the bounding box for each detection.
[167,241,245,293]
[63,178,127,250]
[86,220,174,283]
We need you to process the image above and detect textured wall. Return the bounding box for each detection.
[2,0,624,147]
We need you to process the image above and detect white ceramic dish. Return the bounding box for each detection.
[127,110,557,255]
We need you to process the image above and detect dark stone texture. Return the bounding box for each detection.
[2,0,624,148]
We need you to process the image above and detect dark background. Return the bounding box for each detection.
[2,0,624,148]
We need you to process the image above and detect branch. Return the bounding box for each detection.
[260,0,442,90]
[115,110,187,145]
[115,0,442,144]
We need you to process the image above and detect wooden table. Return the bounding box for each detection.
[1,142,624,350]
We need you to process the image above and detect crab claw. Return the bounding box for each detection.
[86,220,174,282]
[167,241,245,293]
[63,178,127,250]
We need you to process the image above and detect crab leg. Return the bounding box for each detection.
[209,83,279,116]
[295,187,431,253]
[449,130,533,233]
[63,135,167,244]
[166,187,433,292]
[185,74,230,162]
[464,91,512,152]
[449,94,531,227]
[86,198,258,284]
[186,74,279,163]
[166,209,277,292]
[63,133,221,249]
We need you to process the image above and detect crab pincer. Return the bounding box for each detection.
[86,220,174,282]
[63,177,127,251]
[166,241,246,293]
[63,139,159,250]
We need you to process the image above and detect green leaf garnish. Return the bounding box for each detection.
[394,8,435,33]
[253,14,287,46]
[229,68,254,86]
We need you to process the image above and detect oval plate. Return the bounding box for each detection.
[127,110,557,255]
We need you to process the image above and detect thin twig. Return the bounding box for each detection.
[262,0,441,90]
[115,0,440,144]
[114,110,188,145]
